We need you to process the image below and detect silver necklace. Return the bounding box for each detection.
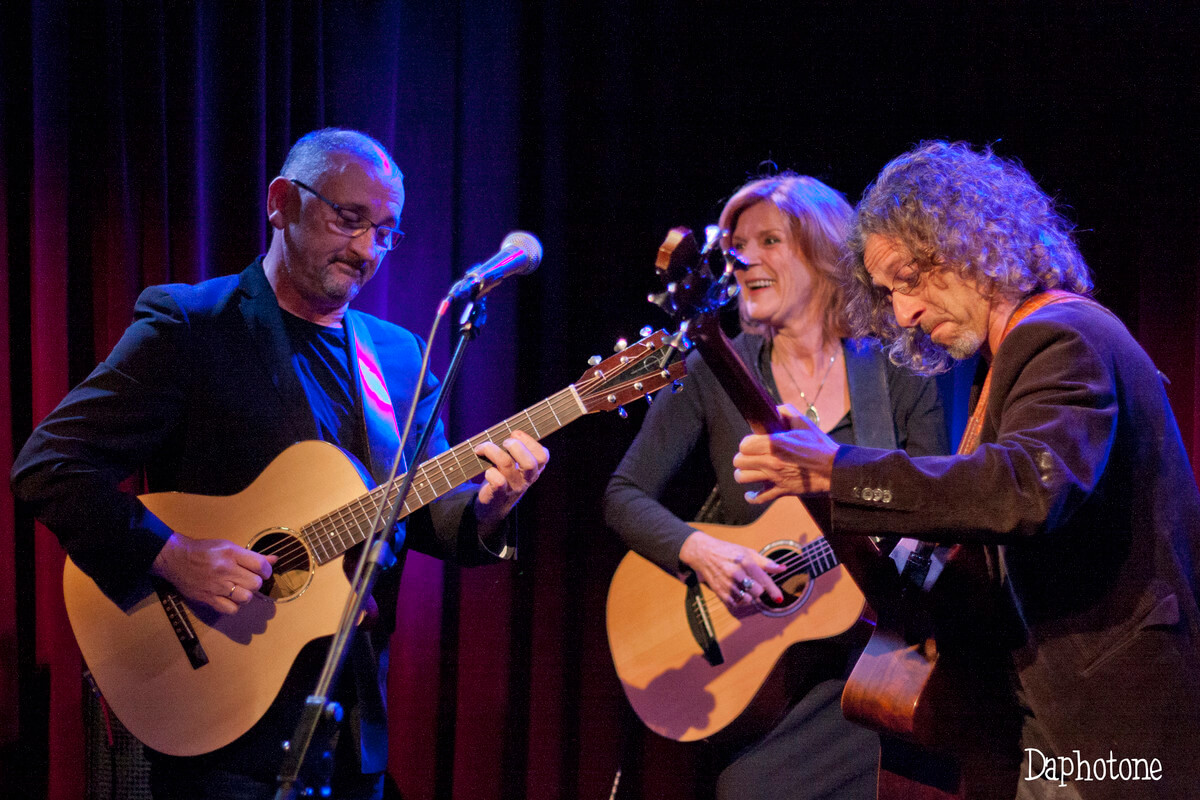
[774,345,839,425]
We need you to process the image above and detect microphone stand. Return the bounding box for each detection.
[275,293,489,799]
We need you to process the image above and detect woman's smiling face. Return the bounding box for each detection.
[729,201,816,330]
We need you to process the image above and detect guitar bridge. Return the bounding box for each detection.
[155,581,210,670]
[685,575,723,666]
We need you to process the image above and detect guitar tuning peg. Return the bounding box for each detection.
[644,393,654,405]
[671,380,683,394]
[617,407,628,419]
[639,326,653,338]
[614,338,628,352]
[667,282,677,294]
[587,355,602,367]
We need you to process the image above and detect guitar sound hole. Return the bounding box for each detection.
[249,529,313,602]
[758,544,812,616]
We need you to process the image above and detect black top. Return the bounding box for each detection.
[602,332,949,800]
[604,333,948,575]
[281,310,365,463]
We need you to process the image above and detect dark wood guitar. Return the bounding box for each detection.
[648,228,1023,800]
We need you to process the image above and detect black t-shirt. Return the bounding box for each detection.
[280,310,366,463]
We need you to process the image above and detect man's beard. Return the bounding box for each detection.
[943,328,984,361]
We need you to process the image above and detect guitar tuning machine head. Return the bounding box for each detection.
[672,380,683,394]
[648,290,672,312]
[703,225,722,250]
[617,406,628,419]
[644,393,654,406]
[587,355,602,367]
[614,337,628,352]
[639,325,653,337]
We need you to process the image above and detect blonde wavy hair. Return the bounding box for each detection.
[718,173,853,340]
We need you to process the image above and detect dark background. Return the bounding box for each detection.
[3,2,1198,799]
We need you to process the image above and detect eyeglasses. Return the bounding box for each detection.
[289,179,404,251]
[873,259,924,303]
[891,261,924,296]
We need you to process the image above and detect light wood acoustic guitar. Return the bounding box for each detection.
[606,497,866,742]
[63,330,686,757]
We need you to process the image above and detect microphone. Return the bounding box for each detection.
[447,231,542,301]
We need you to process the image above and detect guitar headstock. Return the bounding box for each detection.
[646,226,785,435]
[648,226,738,325]
[575,329,688,415]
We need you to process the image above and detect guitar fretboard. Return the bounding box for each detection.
[302,386,586,563]
[798,537,839,578]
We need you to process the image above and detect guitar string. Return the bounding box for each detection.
[239,359,678,577]
[235,340,683,574]
[252,394,583,568]
[701,542,840,636]
[251,345,821,633]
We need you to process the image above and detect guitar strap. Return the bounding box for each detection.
[342,312,404,774]
[344,312,404,485]
[899,290,1087,590]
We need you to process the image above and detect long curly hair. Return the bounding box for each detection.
[844,141,1093,374]
[719,173,853,340]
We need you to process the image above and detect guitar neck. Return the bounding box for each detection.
[304,386,586,563]
[689,316,784,436]
[799,536,840,579]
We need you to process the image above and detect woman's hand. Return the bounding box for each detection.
[678,530,785,611]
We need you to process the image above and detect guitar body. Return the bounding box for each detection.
[843,547,1025,800]
[63,440,366,756]
[606,497,865,742]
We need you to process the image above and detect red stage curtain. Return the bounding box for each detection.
[3,4,1198,800]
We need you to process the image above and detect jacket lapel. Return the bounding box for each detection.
[343,311,403,486]
[844,340,898,450]
[236,259,319,444]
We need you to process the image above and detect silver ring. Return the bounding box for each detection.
[740,577,754,592]
[228,585,238,599]
[733,587,745,601]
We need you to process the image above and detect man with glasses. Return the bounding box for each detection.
[12,128,548,799]
[731,140,1200,799]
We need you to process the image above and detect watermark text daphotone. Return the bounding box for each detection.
[1026,749,1162,787]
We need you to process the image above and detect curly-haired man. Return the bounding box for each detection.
[734,141,1200,800]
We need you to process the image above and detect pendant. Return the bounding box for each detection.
[805,404,820,425]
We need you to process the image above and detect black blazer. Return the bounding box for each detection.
[831,300,1200,799]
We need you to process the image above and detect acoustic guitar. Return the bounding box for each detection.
[606,497,866,742]
[640,229,1022,799]
[63,330,686,757]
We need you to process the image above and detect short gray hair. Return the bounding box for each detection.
[280,128,403,186]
